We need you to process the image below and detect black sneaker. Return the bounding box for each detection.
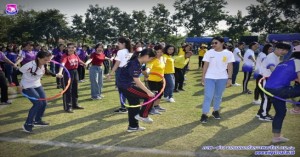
[127,126,146,133]
[22,124,33,133]
[178,88,185,91]
[73,106,84,110]
[154,105,166,112]
[259,115,273,122]
[114,108,128,114]
[200,114,208,123]
[212,111,221,119]
[65,108,73,113]
[33,121,50,127]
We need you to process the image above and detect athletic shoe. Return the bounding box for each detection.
[0,100,12,105]
[272,136,290,143]
[135,115,153,123]
[173,89,179,93]
[169,98,175,103]
[91,97,102,100]
[290,108,300,114]
[22,124,33,133]
[73,106,84,109]
[33,121,50,127]
[242,90,252,94]
[154,105,166,112]
[100,95,105,98]
[200,114,208,123]
[178,88,185,91]
[252,99,261,105]
[212,111,221,119]
[149,108,161,115]
[255,114,260,118]
[163,97,169,101]
[127,126,146,133]
[232,83,241,87]
[114,108,128,114]
[65,108,74,113]
[259,115,273,122]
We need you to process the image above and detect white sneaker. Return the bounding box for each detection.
[252,100,261,105]
[163,97,169,101]
[232,83,241,86]
[169,98,175,103]
[135,115,153,123]
[272,136,289,143]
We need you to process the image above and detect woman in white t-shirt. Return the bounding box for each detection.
[20,51,61,133]
[108,37,133,113]
[200,37,235,123]
[242,42,259,94]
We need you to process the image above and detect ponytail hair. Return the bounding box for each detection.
[118,37,132,53]
[129,48,156,62]
[31,51,52,75]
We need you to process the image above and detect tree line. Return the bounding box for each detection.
[0,0,299,46]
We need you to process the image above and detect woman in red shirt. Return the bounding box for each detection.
[57,43,86,113]
[86,43,109,100]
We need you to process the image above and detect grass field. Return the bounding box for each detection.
[0,56,299,157]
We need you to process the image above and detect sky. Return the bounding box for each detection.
[0,0,258,35]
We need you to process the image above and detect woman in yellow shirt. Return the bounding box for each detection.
[198,44,207,69]
[144,45,166,114]
[174,51,193,92]
[163,45,176,103]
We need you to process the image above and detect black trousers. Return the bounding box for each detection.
[242,71,252,92]
[103,60,110,75]
[119,86,154,128]
[77,65,85,81]
[148,81,163,99]
[254,74,263,100]
[0,71,8,102]
[62,69,79,110]
[257,78,272,116]
[198,56,204,68]
[55,65,62,87]
[174,68,184,90]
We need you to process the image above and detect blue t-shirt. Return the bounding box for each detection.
[117,58,142,89]
[6,52,18,63]
[265,59,300,89]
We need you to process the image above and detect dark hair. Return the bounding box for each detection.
[238,42,245,46]
[275,42,291,50]
[227,45,234,52]
[164,45,176,56]
[58,44,65,49]
[212,36,226,49]
[67,43,76,47]
[31,51,52,75]
[118,37,132,52]
[262,43,273,55]
[95,43,104,50]
[290,52,300,59]
[129,48,156,61]
[154,44,163,51]
[183,44,192,52]
[249,42,258,49]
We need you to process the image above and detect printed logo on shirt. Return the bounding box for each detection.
[223,56,227,62]
[69,59,78,66]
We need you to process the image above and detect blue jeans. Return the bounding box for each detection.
[116,68,126,108]
[202,79,228,114]
[163,74,175,98]
[232,61,240,84]
[89,65,103,98]
[267,85,300,133]
[22,86,47,125]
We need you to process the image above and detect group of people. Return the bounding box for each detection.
[0,37,299,143]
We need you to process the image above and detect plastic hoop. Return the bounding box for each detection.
[258,77,300,105]
[22,60,71,101]
[122,72,166,108]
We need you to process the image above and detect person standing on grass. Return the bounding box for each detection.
[4,44,18,86]
[57,43,86,113]
[242,42,259,94]
[256,43,290,122]
[252,44,273,105]
[200,37,234,123]
[144,45,166,115]
[107,37,133,114]
[198,44,207,70]
[232,42,245,86]
[103,45,112,75]
[174,51,193,92]
[163,45,176,103]
[264,45,300,143]
[0,50,17,105]
[77,45,88,83]
[20,51,61,133]
[117,48,156,132]
[15,41,37,66]
[86,43,110,100]
[52,44,65,89]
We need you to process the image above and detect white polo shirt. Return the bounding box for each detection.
[243,49,255,66]
[233,48,242,62]
[255,52,267,72]
[203,49,235,79]
[115,49,133,67]
[19,61,45,89]
[260,52,280,77]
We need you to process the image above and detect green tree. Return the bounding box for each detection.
[132,10,148,41]
[149,3,173,42]
[72,14,87,44]
[174,0,228,36]
[112,11,135,38]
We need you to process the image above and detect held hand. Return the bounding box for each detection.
[56,73,63,78]
[107,74,112,80]
[201,78,205,86]
[147,91,155,97]
[13,64,18,69]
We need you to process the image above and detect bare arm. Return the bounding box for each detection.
[201,61,209,85]
[227,62,233,87]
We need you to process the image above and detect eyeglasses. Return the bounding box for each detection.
[211,42,219,45]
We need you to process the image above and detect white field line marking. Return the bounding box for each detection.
[0,137,245,157]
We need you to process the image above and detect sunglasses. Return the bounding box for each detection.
[211,42,219,45]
